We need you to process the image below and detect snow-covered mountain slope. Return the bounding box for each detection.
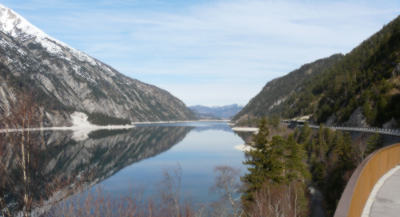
[0,4,195,125]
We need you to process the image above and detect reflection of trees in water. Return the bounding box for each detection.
[0,124,191,216]
[47,165,244,217]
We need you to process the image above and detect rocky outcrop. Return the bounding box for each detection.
[343,107,369,128]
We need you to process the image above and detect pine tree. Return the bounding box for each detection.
[298,122,312,145]
[242,120,285,203]
[253,118,269,149]
[335,132,355,166]
[365,133,383,157]
[285,135,309,182]
[317,124,328,160]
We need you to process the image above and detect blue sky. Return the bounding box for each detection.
[2,0,400,106]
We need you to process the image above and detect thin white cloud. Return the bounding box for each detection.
[2,0,400,105]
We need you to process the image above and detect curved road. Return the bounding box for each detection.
[368,167,400,217]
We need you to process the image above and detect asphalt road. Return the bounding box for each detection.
[369,167,400,217]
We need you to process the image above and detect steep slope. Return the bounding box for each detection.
[233,54,343,123]
[281,15,400,128]
[0,4,195,125]
[237,15,400,128]
[190,104,243,119]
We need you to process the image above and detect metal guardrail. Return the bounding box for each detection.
[282,120,400,137]
[307,124,400,136]
[333,143,400,217]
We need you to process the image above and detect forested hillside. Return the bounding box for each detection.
[233,54,343,124]
[237,15,400,128]
[282,15,400,128]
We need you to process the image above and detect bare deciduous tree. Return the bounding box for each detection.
[246,181,307,217]
[0,93,43,217]
[210,166,243,217]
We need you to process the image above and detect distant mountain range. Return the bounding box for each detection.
[235,15,400,128]
[0,4,195,126]
[190,104,243,120]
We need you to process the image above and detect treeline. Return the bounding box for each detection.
[242,119,384,216]
[236,115,281,128]
[87,112,131,126]
[282,15,400,127]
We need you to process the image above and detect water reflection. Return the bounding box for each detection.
[0,122,246,216]
[0,125,192,215]
[99,122,246,202]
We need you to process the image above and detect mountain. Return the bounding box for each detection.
[0,4,195,126]
[190,104,243,120]
[233,54,344,123]
[281,16,400,128]
[236,15,400,128]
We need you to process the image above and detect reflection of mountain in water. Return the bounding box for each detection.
[192,123,232,132]
[0,126,192,215]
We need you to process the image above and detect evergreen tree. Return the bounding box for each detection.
[365,133,383,157]
[317,124,328,160]
[253,118,269,149]
[242,120,285,203]
[335,132,355,167]
[285,135,309,182]
[298,122,312,145]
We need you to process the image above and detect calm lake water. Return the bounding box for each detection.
[0,121,247,213]
[96,121,247,202]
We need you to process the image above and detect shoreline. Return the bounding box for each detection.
[0,124,135,134]
[0,119,231,133]
[132,119,229,124]
[231,127,259,133]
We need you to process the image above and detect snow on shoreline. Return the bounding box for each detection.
[0,113,230,141]
[131,119,229,124]
[231,127,259,133]
[234,144,255,152]
[0,112,134,141]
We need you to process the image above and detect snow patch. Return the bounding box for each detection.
[70,112,95,128]
[234,144,254,152]
[70,112,134,141]
[231,127,259,133]
[0,112,134,142]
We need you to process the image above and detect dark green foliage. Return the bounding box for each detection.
[282,16,400,127]
[365,133,384,157]
[297,126,357,217]
[233,54,343,122]
[285,135,310,182]
[237,16,400,128]
[269,115,281,128]
[252,118,269,149]
[242,120,309,207]
[87,112,131,126]
[88,129,131,139]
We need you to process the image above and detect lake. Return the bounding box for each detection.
[98,122,247,202]
[0,121,247,214]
